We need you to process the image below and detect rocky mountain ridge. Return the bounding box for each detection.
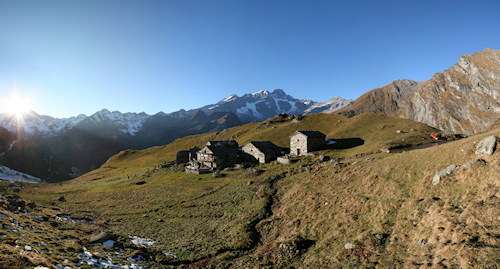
[186,89,352,123]
[338,48,500,135]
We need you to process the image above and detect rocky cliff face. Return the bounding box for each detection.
[339,48,500,135]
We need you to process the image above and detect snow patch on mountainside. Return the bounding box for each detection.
[274,98,301,114]
[0,166,41,183]
[0,139,19,157]
[87,110,149,136]
[237,100,266,119]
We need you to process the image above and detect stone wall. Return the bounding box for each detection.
[308,137,326,151]
[290,133,309,155]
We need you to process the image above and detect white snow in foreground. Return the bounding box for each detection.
[55,214,96,224]
[0,166,41,183]
[129,236,155,247]
[77,247,147,269]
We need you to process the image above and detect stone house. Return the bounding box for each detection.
[176,147,200,164]
[196,143,239,169]
[289,130,326,155]
[242,141,281,163]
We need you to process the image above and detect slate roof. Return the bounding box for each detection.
[289,130,326,138]
[206,140,239,149]
[245,141,281,154]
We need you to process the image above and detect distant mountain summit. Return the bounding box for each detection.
[338,48,500,135]
[188,89,352,123]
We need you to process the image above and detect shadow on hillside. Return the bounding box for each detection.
[326,138,364,150]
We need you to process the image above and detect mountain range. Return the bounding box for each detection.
[0,90,351,179]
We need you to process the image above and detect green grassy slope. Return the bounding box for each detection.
[8,112,493,268]
[103,113,448,169]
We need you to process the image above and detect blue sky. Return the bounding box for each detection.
[1,0,499,118]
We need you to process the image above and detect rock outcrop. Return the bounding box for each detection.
[338,48,500,135]
[475,135,497,155]
[432,165,459,185]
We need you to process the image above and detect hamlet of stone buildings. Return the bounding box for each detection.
[178,130,327,174]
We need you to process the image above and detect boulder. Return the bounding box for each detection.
[318,155,329,162]
[432,165,459,185]
[58,196,66,202]
[475,135,497,155]
[90,232,115,244]
[27,202,36,209]
[344,242,357,249]
[462,159,486,169]
[212,171,223,178]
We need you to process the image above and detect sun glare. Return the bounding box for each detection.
[4,94,32,117]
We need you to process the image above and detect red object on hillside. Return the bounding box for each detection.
[431,133,439,140]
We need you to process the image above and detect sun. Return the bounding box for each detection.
[4,93,33,117]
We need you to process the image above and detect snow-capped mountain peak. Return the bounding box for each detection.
[0,110,87,140]
[185,89,351,123]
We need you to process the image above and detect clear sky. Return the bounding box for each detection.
[1,0,499,118]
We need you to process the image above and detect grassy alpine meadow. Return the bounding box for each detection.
[10,112,488,268]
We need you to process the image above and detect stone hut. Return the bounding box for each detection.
[289,130,326,155]
[197,144,238,169]
[242,141,282,163]
[176,147,200,164]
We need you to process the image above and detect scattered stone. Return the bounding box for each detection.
[411,128,415,131]
[212,171,223,178]
[417,238,427,247]
[396,130,402,134]
[247,181,254,185]
[381,148,391,154]
[142,214,149,218]
[462,159,486,169]
[432,165,459,185]
[157,219,164,222]
[475,135,497,155]
[318,155,329,162]
[380,126,385,129]
[90,232,114,244]
[70,241,83,252]
[374,234,383,239]
[277,157,292,165]
[344,242,357,249]
[27,202,36,209]
[58,196,66,202]
[365,158,372,163]
[135,180,146,185]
